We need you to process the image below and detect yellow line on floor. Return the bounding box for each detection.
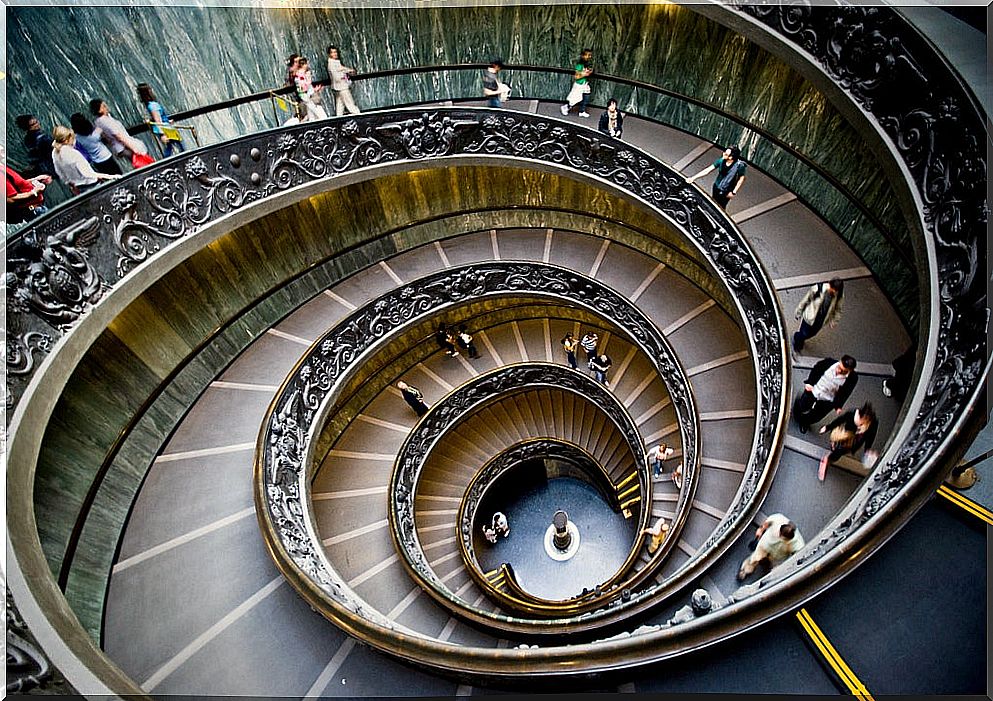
[796,608,874,701]
[937,485,993,524]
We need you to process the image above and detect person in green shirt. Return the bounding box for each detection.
[560,48,594,118]
[688,145,747,210]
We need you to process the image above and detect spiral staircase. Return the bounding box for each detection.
[5,4,988,698]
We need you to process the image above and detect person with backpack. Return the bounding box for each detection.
[688,144,747,210]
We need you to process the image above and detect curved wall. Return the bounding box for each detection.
[7,4,910,292]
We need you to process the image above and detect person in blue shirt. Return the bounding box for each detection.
[137,82,185,158]
[688,144,747,210]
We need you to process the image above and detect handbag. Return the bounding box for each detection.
[131,152,155,169]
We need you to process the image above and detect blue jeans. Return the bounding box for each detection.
[565,351,577,369]
[487,96,501,108]
[792,320,821,351]
[652,458,664,478]
[163,137,186,158]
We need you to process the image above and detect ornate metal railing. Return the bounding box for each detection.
[395,364,664,621]
[257,258,724,635]
[8,107,784,681]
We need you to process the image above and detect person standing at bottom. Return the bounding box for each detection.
[560,48,593,118]
[580,331,599,365]
[737,513,804,581]
[327,45,361,116]
[687,145,747,210]
[492,512,510,538]
[397,381,429,417]
[793,278,844,352]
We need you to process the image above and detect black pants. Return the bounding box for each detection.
[793,390,834,428]
[712,185,731,210]
[94,157,123,175]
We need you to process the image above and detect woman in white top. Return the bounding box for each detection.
[326,45,360,116]
[51,126,121,195]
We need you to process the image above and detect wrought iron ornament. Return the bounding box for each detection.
[259,262,729,627]
[6,108,782,419]
[734,1,989,587]
[393,364,657,617]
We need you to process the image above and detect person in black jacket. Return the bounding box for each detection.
[598,98,624,139]
[793,355,858,433]
[397,381,429,417]
[817,402,879,480]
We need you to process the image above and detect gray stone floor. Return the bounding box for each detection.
[101,104,934,696]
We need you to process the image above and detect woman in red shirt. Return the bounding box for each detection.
[5,161,51,223]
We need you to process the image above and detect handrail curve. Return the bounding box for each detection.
[396,365,668,622]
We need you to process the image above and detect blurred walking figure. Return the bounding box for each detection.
[293,57,328,121]
[138,83,185,157]
[649,443,675,480]
[560,48,594,118]
[90,99,152,168]
[69,112,122,175]
[590,353,612,385]
[792,279,844,352]
[327,45,361,115]
[817,402,879,481]
[561,333,579,369]
[580,331,599,365]
[642,516,669,554]
[737,514,804,581]
[457,325,480,359]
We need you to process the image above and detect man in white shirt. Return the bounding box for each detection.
[793,355,858,433]
[737,513,804,581]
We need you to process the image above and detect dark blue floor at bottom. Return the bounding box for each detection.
[804,497,987,695]
[477,477,636,600]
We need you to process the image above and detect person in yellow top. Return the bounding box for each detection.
[642,516,669,554]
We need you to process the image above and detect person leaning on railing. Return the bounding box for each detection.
[137,82,185,157]
[50,125,122,195]
[687,144,747,210]
[4,145,52,223]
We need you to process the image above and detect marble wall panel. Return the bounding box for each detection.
[7,4,916,321]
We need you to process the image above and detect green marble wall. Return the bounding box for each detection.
[6,3,916,322]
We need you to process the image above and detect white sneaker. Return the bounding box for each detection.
[560,104,569,116]
[579,111,590,118]
[881,380,892,397]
